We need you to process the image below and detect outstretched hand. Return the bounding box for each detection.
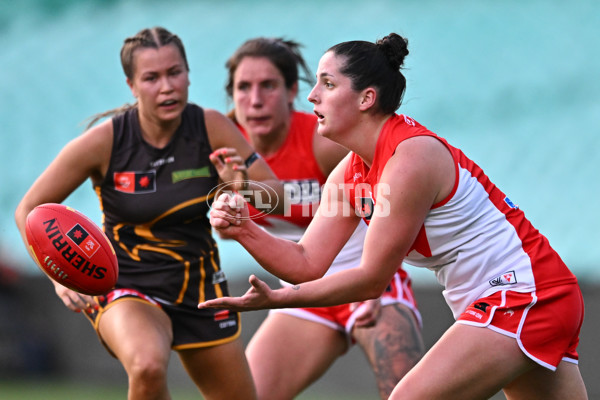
[198,274,277,312]
[209,147,248,192]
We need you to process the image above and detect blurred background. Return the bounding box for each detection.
[1,0,598,399]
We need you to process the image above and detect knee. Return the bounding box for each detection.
[127,354,169,387]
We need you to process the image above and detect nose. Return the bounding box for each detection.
[160,76,174,93]
[307,84,318,104]
[250,86,263,107]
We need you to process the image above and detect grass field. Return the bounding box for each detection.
[0,379,374,400]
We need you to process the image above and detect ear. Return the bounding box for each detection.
[287,82,299,106]
[126,77,138,98]
[358,87,377,111]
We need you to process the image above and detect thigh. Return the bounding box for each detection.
[353,302,424,399]
[246,312,347,400]
[503,361,588,400]
[178,337,256,400]
[390,323,535,400]
[98,298,173,369]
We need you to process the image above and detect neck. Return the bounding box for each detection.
[337,114,391,167]
[138,113,181,149]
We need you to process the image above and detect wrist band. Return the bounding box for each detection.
[244,152,261,168]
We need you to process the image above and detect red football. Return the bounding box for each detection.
[25,203,118,295]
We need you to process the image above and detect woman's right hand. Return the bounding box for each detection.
[53,281,98,314]
[209,192,250,238]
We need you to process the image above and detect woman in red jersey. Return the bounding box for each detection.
[223,37,424,399]
[202,33,588,400]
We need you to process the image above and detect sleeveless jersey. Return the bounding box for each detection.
[95,104,227,308]
[238,111,367,275]
[344,114,578,318]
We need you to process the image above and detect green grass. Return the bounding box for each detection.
[0,379,372,400]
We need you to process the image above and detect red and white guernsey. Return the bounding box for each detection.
[345,114,578,318]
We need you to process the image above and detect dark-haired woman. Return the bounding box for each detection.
[224,37,424,399]
[203,33,588,399]
[15,26,283,400]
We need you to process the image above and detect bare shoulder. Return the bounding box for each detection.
[203,107,233,131]
[203,108,251,152]
[390,135,455,204]
[66,118,114,180]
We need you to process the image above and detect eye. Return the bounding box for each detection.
[236,82,250,92]
[262,80,277,90]
[324,81,334,89]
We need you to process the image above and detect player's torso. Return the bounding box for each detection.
[96,104,223,305]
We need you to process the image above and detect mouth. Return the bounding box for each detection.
[314,110,324,121]
[247,115,271,124]
[159,99,178,107]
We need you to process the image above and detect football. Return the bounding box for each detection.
[25,203,118,295]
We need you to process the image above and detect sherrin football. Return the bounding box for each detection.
[25,203,118,295]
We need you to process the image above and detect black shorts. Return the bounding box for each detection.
[84,288,241,354]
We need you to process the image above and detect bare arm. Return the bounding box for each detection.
[200,136,455,311]
[210,157,360,283]
[204,108,284,213]
[14,120,113,311]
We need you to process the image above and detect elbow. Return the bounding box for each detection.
[362,276,391,300]
[364,285,386,301]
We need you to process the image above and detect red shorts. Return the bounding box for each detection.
[271,269,422,344]
[457,283,584,370]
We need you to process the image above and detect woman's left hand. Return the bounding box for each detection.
[209,147,248,192]
[350,298,382,328]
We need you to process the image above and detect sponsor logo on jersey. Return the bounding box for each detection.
[504,197,519,209]
[66,223,100,258]
[357,197,374,220]
[172,167,211,183]
[212,270,227,285]
[489,270,518,287]
[149,156,174,168]
[403,115,416,126]
[114,171,156,193]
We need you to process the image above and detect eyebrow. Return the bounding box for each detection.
[317,72,334,79]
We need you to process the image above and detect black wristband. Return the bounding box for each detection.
[244,152,261,168]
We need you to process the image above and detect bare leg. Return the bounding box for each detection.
[390,323,534,400]
[98,300,173,400]
[245,313,347,400]
[503,360,588,400]
[179,337,257,400]
[352,302,424,399]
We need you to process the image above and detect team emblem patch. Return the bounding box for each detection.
[356,197,374,220]
[114,171,156,193]
[489,271,518,287]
